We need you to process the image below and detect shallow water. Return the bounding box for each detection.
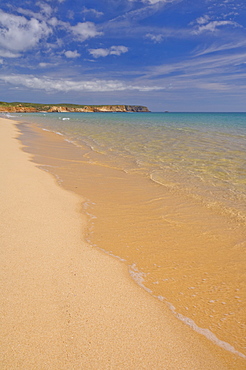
[13,112,246,221]
[9,112,246,359]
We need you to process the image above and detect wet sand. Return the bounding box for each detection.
[0,117,244,369]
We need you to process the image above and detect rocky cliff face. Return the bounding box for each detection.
[0,103,149,113]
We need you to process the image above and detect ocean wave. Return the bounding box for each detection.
[128,263,246,359]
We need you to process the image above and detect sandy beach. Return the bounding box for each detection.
[0,117,243,369]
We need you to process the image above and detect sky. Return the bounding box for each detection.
[0,0,246,111]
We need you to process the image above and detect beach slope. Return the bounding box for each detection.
[0,117,234,369]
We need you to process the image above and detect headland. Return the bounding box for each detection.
[0,101,149,113]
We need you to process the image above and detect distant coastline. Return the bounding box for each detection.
[0,101,149,113]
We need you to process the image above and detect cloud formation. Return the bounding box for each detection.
[0,10,51,56]
[37,2,53,17]
[193,20,240,34]
[0,49,21,58]
[192,14,241,34]
[129,0,176,3]
[141,51,246,94]
[39,62,54,68]
[64,50,80,58]
[70,22,103,42]
[146,33,164,43]
[81,7,104,18]
[89,46,128,58]
[148,52,246,77]
[194,40,246,56]
[0,74,162,93]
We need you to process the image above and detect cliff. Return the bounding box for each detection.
[0,102,150,113]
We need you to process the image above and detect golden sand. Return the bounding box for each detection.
[0,118,244,369]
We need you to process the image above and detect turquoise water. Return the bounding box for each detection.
[9,112,246,222]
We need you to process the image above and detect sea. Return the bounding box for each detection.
[5,111,246,359]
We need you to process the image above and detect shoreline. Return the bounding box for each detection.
[17,117,246,359]
[0,117,243,369]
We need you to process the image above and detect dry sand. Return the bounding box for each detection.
[0,117,241,369]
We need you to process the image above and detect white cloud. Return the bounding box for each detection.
[195,15,210,25]
[0,74,162,93]
[47,17,59,26]
[194,40,246,56]
[89,48,109,58]
[191,14,241,35]
[146,33,163,43]
[0,49,21,58]
[64,50,80,58]
[47,17,67,28]
[89,46,128,58]
[0,10,51,54]
[81,7,104,18]
[17,8,45,21]
[129,0,177,4]
[110,46,128,55]
[140,51,246,94]
[144,0,169,3]
[15,8,101,48]
[37,2,53,17]
[17,2,53,21]
[198,82,229,91]
[70,22,103,42]
[193,20,240,34]
[39,62,53,67]
[148,52,246,78]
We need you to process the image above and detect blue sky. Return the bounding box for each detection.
[0,0,245,111]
